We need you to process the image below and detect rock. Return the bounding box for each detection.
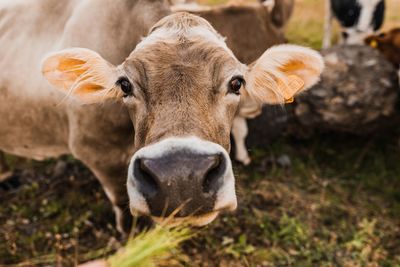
[246,45,400,149]
[246,105,290,148]
[277,154,291,168]
[52,160,69,178]
[295,45,399,134]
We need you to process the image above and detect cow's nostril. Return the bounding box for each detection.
[134,158,159,199]
[202,153,225,194]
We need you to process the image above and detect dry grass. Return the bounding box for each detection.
[108,226,191,267]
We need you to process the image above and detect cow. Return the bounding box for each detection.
[172,0,294,164]
[365,28,400,66]
[365,28,400,86]
[0,0,324,233]
[323,0,385,48]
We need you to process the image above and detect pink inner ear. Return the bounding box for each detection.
[279,60,319,78]
[279,58,322,88]
[58,58,87,74]
[279,60,306,73]
[43,69,78,91]
[42,48,121,103]
[43,56,90,91]
[74,83,104,96]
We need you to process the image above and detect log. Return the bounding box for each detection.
[246,45,400,147]
[246,105,291,148]
[295,45,399,134]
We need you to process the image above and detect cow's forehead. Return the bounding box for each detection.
[132,12,236,58]
[128,40,239,73]
[124,41,240,100]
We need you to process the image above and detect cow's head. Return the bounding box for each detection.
[333,0,385,45]
[365,28,400,66]
[42,13,323,226]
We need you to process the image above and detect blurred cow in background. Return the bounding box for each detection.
[365,28,400,86]
[172,0,294,164]
[323,0,385,48]
[365,28,400,66]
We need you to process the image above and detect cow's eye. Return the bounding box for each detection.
[229,76,244,95]
[116,77,133,97]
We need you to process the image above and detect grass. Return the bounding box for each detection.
[286,0,337,49]
[1,135,400,266]
[108,226,191,267]
[184,134,400,266]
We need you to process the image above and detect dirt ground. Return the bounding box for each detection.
[1,134,400,266]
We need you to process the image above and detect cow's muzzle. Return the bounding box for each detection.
[127,137,237,225]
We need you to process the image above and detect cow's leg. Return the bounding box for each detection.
[68,103,135,234]
[96,170,132,235]
[322,0,332,49]
[232,116,251,165]
[0,151,12,183]
[77,159,132,234]
[69,139,133,234]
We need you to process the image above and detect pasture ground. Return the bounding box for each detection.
[1,0,400,266]
[1,134,400,266]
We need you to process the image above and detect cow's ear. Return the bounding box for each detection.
[243,44,324,104]
[42,48,121,103]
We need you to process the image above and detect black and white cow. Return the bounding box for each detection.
[323,0,385,48]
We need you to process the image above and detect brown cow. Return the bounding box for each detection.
[1,0,323,232]
[365,28,400,66]
[365,28,400,86]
